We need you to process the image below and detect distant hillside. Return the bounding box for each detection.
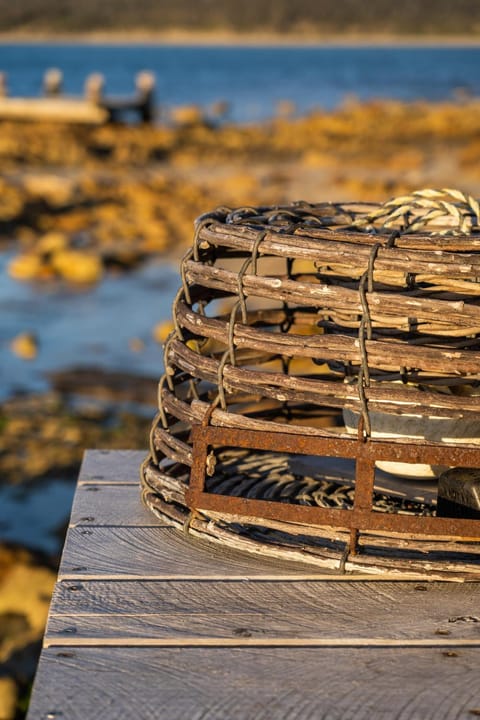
[0,0,479,36]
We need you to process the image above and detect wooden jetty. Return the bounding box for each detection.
[0,69,156,124]
[26,449,480,719]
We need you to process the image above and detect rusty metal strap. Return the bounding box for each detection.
[186,424,480,542]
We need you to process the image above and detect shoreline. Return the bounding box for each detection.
[0,30,480,47]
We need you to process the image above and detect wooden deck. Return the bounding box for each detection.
[27,450,480,719]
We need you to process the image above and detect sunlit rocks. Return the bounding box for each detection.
[170,104,204,128]
[51,249,103,284]
[22,172,78,208]
[2,98,480,291]
[37,230,68,253]
[153,320,174,344]
[0,545,56,715]
[0,178,24,221]
[8,253,45,281]
[9,332,38,360]
[0,676,17,720]
[9,246,103,285]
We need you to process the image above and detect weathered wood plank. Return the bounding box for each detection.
[45,578,480,645]
[27,646,480,720]
[58,526,330,579]
[69,484,167,527]
[78,449,147,484]
[51,577,477,617]
[27,452,480,720]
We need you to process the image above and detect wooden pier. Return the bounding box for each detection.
[26,449,480,719]
[0,70,156,124]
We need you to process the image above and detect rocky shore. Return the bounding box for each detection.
[3,97,480,285]
[2,98,480,717]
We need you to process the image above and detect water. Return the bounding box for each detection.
[0,253,179,400]
[0,478,76,554]
[0,254,179,553]
[0,43,479,122]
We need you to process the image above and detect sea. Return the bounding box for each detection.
[1,42,480,121]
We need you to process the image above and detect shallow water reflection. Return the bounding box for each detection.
[0,253,179,400]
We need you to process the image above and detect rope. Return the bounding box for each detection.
[356,242,382,438]
[236,230,267,323]
[352,188,480,235]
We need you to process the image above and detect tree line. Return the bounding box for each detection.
[0,0,478,35]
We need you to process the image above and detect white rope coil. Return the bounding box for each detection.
[352,188,480,235]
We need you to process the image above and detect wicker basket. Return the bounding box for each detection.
[141,190,480,577]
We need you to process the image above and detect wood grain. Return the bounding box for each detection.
[202,222,480,271]
[28,646,480,720]
[46,578,480,645]
[78,449,147,484]
[58,526,326,580]
[26,452,480,720]
[69,484,166,528]
[184,258,480,328]
[177,297,480,374]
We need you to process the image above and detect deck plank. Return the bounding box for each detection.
[58,526,327,579]
[69,484,164,527]
[26,451,480,720]
[27,646,480,720]
[78,449,147,484]
[46,578,480,644]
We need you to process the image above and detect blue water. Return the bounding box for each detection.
[0,43,479,122]
[0,253,179,400]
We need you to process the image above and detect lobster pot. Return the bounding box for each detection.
[141,194,480,578]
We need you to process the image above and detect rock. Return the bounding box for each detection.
[8,254,44,281]
[0,390,151,485]
[170,105,204,128]
[9,332,38,361]
[0,562,55,643]
[22,173,77,208]
[0,180,24,222]
[0,547,56,720]
[51,249,103,284]
[38,231,68,254]
[153,321,174,344]
[0,677,17,720]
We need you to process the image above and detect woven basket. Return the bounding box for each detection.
[141,189,480,577]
